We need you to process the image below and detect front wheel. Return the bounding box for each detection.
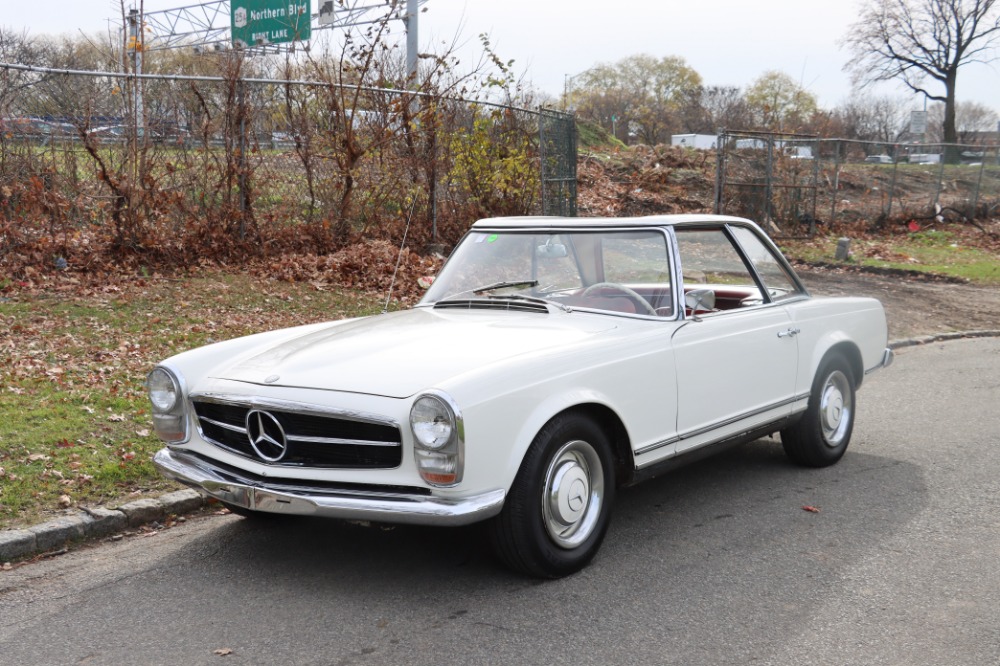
[488,413,616,578]
[781,355,856,467]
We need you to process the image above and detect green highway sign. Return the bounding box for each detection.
[231,0,312,47]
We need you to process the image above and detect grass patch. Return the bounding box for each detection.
[0,273,385,529]
[577,119,626,150]
[781,230,1000,285]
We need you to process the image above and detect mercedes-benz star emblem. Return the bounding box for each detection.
[245,410,288,462]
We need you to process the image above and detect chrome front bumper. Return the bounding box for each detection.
[865,347,895,376]
[153,448,505,526]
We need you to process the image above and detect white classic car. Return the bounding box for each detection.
[149,215,892,577]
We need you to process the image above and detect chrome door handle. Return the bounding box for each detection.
[777,328,800,338]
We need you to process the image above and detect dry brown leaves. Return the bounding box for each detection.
[250,240,444,305]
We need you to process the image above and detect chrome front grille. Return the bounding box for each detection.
[192,397,402,469]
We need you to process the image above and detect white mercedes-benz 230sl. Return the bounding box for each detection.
[148,215,892,577]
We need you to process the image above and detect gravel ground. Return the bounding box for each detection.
[795,264,1000,340]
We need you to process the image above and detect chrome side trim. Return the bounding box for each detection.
[678,395,806,441]
[635,437,681,457]
[634,394,809,458]
[865,347,894,375]
[153,448,504,527]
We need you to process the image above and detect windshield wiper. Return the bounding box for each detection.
[436,280,567,309]
[472,280,539,295]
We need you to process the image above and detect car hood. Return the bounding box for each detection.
[212,307,618,398]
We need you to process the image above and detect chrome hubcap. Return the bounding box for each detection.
[819,370,852,447]
[542,440,604,549]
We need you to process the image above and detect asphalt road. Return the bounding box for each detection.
[2,338,999,666]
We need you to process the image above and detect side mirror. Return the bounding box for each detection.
[684,289,715,317]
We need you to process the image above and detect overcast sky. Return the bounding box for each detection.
[4,0,1000,112]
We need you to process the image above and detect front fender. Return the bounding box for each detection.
[503,388,626,491]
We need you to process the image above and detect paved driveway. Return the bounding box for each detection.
[2,338,998,665]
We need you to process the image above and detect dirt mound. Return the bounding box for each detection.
[578,145,714,217]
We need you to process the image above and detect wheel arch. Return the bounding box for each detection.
[813,339,864,389]
[502,399,635,491]
[557,403,634,487]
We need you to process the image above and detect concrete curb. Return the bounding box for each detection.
[888,329,1000,350]
[0,489,206,564]
[3,330,1000,565]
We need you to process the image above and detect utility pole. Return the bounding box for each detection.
[127,8,144,139]
[404,0,419,83]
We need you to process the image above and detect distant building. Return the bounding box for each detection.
[671,134,717,150]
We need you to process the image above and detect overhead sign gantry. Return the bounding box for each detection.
[135,0,422,55]
[230,0,311,48]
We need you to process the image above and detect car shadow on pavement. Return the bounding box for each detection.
[177,437,926,592]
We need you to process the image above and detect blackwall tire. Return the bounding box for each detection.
[488,413,616,578]
[781,355,856,467]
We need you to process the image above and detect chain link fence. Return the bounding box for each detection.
[714,129,1000,237]
[539,109,577,217]
[0,62,577,265]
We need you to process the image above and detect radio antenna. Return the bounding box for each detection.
[383,197,418,314]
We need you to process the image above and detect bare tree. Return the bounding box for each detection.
[844,0,1000,158]
[834,95,909,143]
[0,28,41,113]
[701,86,753,132]
[925,99,999,142]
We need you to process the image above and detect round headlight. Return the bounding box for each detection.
[147,367,180,413]
[410,395,454,449]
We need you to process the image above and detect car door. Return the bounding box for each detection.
[670,225,803,453]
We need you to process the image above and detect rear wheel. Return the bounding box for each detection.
[781,355,856,467]
[489,413,616,578]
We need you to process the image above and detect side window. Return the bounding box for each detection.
[729,226,802,301]
[675,227,761,312]
[676,228,757,287]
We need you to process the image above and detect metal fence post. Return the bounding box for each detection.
[764,137,774,228]
[972,149,989,217]
[886,145,899,220]
[713,130,725,214]
[238,77,249,236]
[810,138,819,235]
[829,139,841,224]
[932,148,947,211]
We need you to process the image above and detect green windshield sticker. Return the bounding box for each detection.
[487,234,499,243]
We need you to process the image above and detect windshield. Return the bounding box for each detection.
[421,229,674,317]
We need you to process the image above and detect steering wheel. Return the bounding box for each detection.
[582,282,658,316]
